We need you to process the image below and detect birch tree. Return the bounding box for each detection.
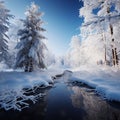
[80,0,120,66]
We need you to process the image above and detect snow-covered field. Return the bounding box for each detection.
[0,71,53,111]
[69,66,120,102]
[0,65,120,111]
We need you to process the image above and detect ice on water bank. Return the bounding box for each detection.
[0,71,53,111]
[68,66,120,102]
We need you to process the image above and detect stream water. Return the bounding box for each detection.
[0,78,120,120]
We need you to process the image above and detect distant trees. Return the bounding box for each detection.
[65,35,81,67]
[0,1,13,66]
[15,2,47,72]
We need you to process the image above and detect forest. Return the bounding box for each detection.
[0,0,120,120]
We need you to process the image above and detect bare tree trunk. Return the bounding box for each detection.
[105,45,107,64]
[25,62,29,72]
[99,18,107,65]
[115,48,119,65]
[110,26,119,66]
[112,48,115,66]
[29,57,33,72]
[107,5,119,66]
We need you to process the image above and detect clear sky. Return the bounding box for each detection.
[4,0,83,56]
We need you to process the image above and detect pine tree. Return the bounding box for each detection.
[15,2,47,72]
[0,1,12,64]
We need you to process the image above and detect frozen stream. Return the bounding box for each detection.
[0,77,120,120]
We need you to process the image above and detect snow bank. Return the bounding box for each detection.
[68,66,120,102]
[0,71,53,111]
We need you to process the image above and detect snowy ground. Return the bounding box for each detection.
[68,65,120,102]
[0,71,53,111]
[0,64,120,111]
[47,64,120,102]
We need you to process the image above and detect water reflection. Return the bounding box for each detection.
[70,86,84,108]
[70,85,120,120]
[0,82,120,120]
[44,83,86,120]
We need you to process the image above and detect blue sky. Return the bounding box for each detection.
[4,0,83,56]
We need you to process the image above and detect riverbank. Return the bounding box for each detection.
[0,78,120,120]
[0,65,120,112]
[68,66,120,102]
[0,71,53,111]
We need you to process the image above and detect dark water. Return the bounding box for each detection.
[0,79,120,120]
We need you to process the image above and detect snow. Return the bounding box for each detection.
[44,63,120,103]
[0,0,120,112]
[0,62,120,111]
[61,0,120,102]
[0,71,53,111]
[63,0,120,103]
[68,66,120,102]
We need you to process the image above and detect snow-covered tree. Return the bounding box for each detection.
[96,0,120,66]
[7,19,23,68]
[0,1,12,65]
[79,0,120,66]
[15,2,47,72]
[65,35,81,67]
[65,0,120,68]
[44,50,56,67]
